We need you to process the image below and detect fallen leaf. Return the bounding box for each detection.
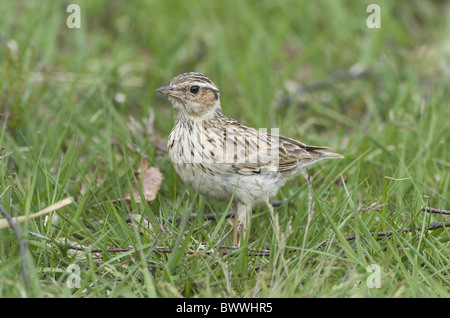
[124,158,163,203]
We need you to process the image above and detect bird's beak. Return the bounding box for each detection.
[155,86,177,97]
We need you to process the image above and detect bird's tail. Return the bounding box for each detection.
[304,145,344,160]
[297,146,344,168]
[316,150,344,159]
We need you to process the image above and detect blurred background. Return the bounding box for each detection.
[2,1,449,135]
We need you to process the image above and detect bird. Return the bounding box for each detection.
[155,72,343,246]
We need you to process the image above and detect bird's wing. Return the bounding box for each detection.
[202,118,340,176]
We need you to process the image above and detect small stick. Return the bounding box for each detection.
[318,222,450,248]
[421,206,450,216]
[27,231,271,256]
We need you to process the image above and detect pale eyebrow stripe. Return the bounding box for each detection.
[197,83,219,91]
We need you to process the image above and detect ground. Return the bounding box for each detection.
[0,1,449,297]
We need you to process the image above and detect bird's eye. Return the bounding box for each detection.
[190,85,200,94]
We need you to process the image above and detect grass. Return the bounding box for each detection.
[0,0,449,298]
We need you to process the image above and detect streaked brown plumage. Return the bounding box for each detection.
[156,72,343,245]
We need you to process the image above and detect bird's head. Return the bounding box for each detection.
[155,72,221,119]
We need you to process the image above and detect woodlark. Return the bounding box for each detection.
[156,72,343,246]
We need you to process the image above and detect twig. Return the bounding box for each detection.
[0,201,30,290]
[318,222,450,248]
[27,231,270,256]
[271,200,283,207]
[422,206,450,216]
[165,212,234,223]
[0,197,74,229]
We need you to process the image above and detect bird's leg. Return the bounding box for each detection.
[233,202,250,247]
[233,210,239,246]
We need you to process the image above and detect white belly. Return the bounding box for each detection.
[172,162,287,205]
